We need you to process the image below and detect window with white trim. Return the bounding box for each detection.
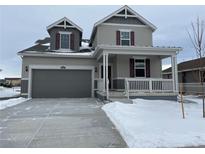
[60,32,71,49]
[134,59,146,77]
[120,31,130,46]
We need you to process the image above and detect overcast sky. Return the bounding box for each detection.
[1,5,205,79]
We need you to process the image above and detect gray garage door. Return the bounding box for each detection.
[31,69,92,98]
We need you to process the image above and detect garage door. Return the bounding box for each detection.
[31,69,92,98]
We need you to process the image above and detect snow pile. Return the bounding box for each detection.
[81,42,89,47]
[0,97,28,110]
[0,86,20,98]
[102,98,205,148]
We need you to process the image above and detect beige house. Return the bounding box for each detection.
[18,5,182,100]
[4,78,21,87]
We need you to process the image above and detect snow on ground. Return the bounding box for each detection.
[0,86,20,98]
[0,97,28,110]
[102,97,205,148]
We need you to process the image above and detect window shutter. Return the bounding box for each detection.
[55,32,60,50]
[70,33,74,50]
[116,31,120,45]
[131,31,135,46]
[130,58,134,77]
[146,59,150,78]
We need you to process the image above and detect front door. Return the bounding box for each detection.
[101,65,112,89]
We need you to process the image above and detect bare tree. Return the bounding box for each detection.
[188,17,205,118]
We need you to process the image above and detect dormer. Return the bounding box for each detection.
[47,17,83,52]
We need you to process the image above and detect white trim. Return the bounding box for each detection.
[47,17,83,32]
[171,55,176,93]
[59,32,71,50]
[94,45,182,59]
[114,14,136,18]
[112,77,125,80]
[18,52,95,59]
[101,23,150,28]
[93,5,157,31]
[21,78,28,80]
[103,53,106,92]
[21,93,28,96]
[59,31,72,35]
[99,62,114,89]
[106,53,109,100]
[28,65,94,99]
[120,31,131,46]
[119,29,132,32]
[52,25,76,29]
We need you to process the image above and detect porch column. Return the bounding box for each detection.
[171,55,178,93]
[174,55,179,93]
[105,53,109,100]
[103,53,106,92]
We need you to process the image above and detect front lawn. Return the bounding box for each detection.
[102,96,205,148]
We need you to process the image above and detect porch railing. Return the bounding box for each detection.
[125,78,174,98]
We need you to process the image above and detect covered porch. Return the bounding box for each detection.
[94,45,182,100]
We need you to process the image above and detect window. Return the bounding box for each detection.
[60,32,71,49]
[134,59,146,77]
[120,31,130,46]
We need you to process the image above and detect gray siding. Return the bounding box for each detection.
[32,69,91,98]
[49,27,81,51]
[94,24,152,48]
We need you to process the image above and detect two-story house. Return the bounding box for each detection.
[18,5,182,100]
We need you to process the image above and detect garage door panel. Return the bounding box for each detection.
[32,69,92,98]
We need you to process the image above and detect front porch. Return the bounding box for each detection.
[96,78,177,100]
[93,45,181,100]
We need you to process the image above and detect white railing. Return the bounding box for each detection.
[125,78,174,98]
[97,79,104,92]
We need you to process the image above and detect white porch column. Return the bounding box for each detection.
[105,53,109,100]
[174,55,179,93]
[171,55,178,93]
[103,53,106,92]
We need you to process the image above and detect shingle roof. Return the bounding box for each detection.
[18,44,50,53]
[35,37,51,44]
[163,57,205,73]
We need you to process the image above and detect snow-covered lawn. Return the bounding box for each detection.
[0,86,20,98]
[102,97,205,148]
[0,97,28,110]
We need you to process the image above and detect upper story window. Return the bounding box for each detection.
[60,32,71,49]
[116,30,134,46]
[120,31,130,46]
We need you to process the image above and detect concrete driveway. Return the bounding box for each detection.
[0,98,127,148]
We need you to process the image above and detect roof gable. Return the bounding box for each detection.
[47,17,83,32]
[94,5,157,31]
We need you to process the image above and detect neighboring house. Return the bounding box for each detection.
[4,78,21,87]
[0,79,4,85]
[18,5,182,100]
[163,57,205,94]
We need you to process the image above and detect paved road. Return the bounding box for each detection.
[0,98,127,148]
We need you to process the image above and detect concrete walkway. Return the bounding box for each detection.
[0,98,127,148]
